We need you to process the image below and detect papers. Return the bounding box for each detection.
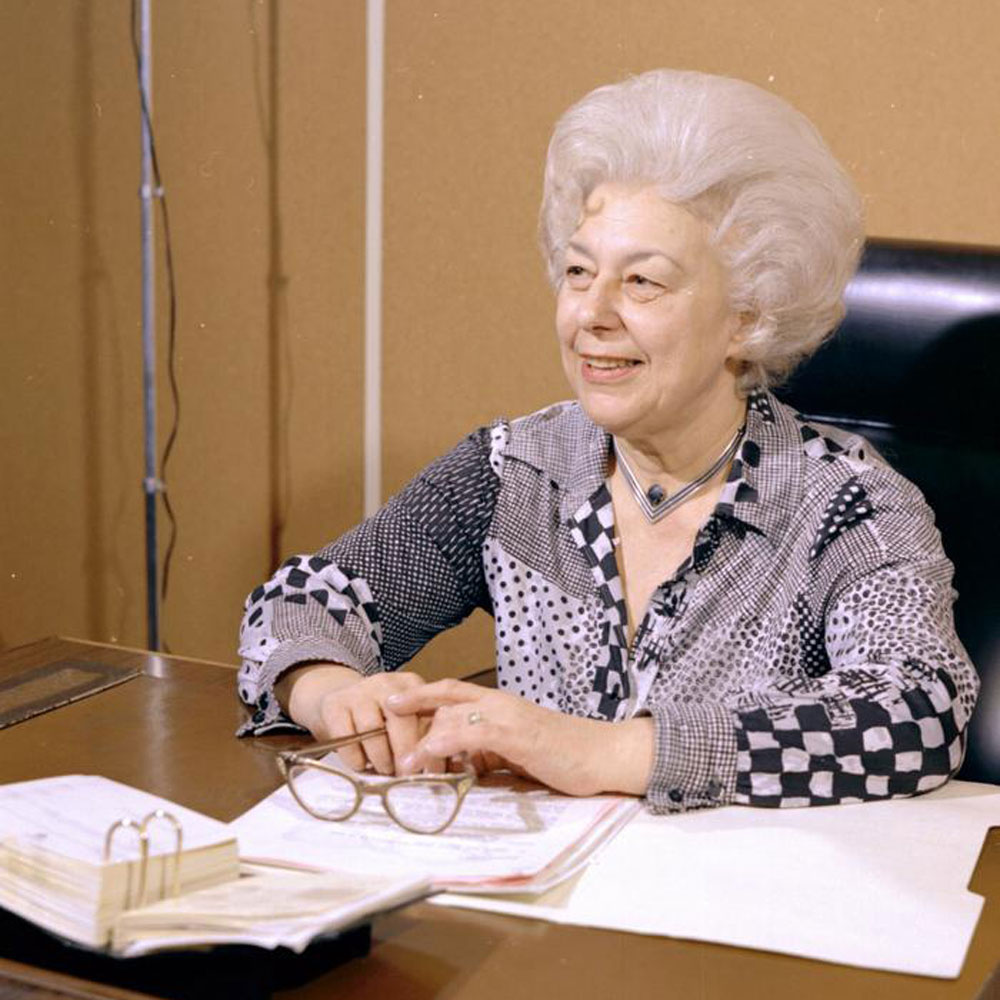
[231,770,640,893]
[0,775,233,864]
[113,863,429,956]
[432,779,1000,979]
[0,775,431,956]
[0,775,239,948]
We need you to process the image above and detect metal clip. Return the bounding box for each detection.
[102,809,184,909]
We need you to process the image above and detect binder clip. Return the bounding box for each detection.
[103,809,183,909]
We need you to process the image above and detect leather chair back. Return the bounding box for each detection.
[777,238,1000,784]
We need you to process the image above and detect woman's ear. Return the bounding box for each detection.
[724,310,756,360]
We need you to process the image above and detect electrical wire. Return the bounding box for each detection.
[130,1,181,647]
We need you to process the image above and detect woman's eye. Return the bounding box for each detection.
[566,265,587,278]
[628,273,658,287]
[626,274,665,298]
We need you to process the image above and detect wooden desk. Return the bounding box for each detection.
[1,637,998,1000]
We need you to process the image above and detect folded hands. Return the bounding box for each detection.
[278,666,653,798]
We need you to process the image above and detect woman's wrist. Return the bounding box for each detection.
[589,716,655,796]
[275,662,362,732]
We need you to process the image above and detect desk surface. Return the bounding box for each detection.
[1,637,997,1000]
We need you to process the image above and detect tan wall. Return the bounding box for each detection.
[2,0,999,673]
[385,0,1000,678]
[0,0,365,662]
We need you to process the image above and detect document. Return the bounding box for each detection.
[231,770,640,892]
[113,863,429,956]
[432,779,1000,979]
[0,775,238,948]
[0,774,232,863]
[0,775,429,954]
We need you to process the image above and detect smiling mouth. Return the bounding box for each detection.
[580,355,642,370]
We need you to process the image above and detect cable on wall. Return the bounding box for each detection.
[130,0,181,649]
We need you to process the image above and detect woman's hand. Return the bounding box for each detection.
[385,680,655,797]
[276,664,440,775]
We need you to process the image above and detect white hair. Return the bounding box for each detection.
[539,69,864,390]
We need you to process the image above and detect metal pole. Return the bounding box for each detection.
[363,0,384,517]
[139,0,159,650]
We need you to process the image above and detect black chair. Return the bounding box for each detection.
[776,238,1000,785]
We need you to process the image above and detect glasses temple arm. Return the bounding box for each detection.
[290,726,388,758]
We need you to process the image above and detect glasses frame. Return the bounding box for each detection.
[275,727,476,835]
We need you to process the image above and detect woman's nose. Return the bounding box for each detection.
[578,279,620,330]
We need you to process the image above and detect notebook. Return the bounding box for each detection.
[0,774,429,956]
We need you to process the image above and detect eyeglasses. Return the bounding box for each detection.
[275,727,476,835]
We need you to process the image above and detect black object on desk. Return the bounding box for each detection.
[0,906,371,1000]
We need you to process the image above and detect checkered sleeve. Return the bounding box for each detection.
[645,462,979,813]
[731,559,978,807]
[236,428,500,736]
[729,472,979,808]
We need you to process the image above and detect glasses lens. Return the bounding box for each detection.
[384,780,461,834]
[287,763,359,820]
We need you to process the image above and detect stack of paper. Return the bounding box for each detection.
[0,775,430,956]
[0,775,239,948]
[112,862,428,956]
[231,771,640,894]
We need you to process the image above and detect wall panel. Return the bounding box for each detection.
[1,1,143,653]
[382,0,1000,680]
[0,0,365,664]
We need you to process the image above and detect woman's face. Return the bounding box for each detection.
[556,183,745,442]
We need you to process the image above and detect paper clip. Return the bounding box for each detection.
[103,818,149,909]
[142,809,183,900]
[102,810,184,909]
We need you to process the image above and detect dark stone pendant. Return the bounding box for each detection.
[646,484,666,506]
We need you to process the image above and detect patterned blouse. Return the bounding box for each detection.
[236,390,978,813]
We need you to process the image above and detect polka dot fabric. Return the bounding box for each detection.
[236,393,978,814]
[809,477,873,560]
[483,536,604,715]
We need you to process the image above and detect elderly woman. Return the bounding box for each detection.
[236,69,978,812]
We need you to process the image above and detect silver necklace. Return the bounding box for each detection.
[613,426,744,524]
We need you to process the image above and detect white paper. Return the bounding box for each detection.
[0,774,233,863]
[230,769,636,889]
[113,865,430,956]
[433,780,1000,978]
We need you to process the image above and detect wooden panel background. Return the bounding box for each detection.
[0,0,365,663]
[1,0,998,675]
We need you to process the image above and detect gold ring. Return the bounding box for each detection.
[468,709,483,725]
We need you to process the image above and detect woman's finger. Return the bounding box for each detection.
[448,750,499,774]
[423,753,448,775]
[477,750,509,773]
[321,703,366,772]
[350,701,393,775]
[385,678,482,716]
[382,707,421,774]
[404,703,491,770]
[399,740,448,774]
